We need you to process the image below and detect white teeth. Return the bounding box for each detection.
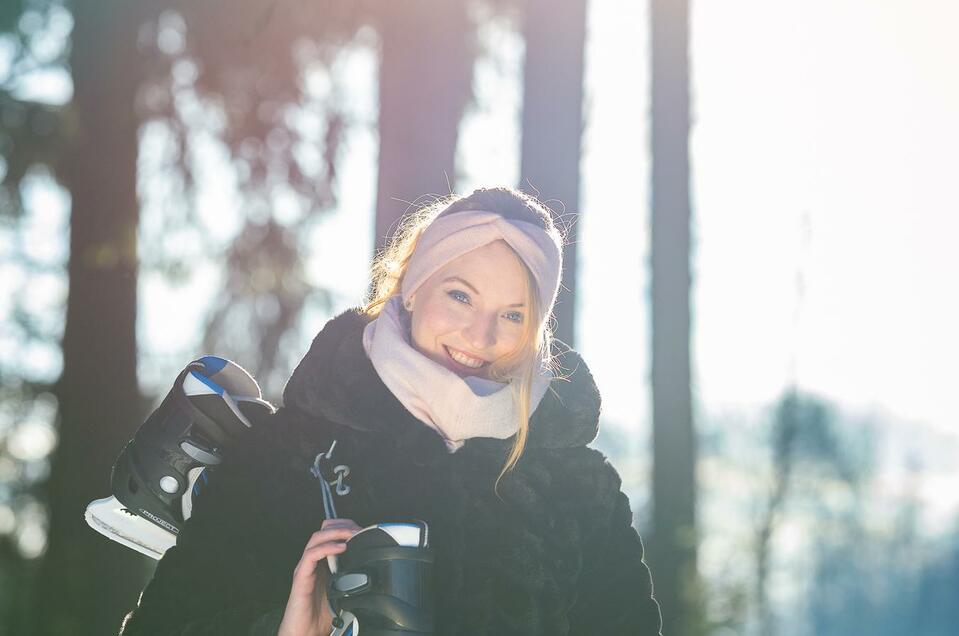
[447,347,484,368]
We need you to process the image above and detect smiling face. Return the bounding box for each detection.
[406,240,530,380]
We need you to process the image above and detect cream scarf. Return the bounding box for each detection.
[362,296,552,452]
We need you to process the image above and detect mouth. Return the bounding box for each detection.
[443,345,488,372]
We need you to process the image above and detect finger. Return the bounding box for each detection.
[301,542,349,563]
[292,542,347,582]
[321,518,363,531]
[303,527,358,551]
[306,521,363,547]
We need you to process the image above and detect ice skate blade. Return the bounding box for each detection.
[84,496,176,560]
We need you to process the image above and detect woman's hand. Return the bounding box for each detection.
[278,518,362,636]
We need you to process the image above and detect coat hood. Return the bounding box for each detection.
[281,307,602,451]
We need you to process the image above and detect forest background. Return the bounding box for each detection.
[1,0,957,634]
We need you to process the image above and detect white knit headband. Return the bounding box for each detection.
[401,210,563,323]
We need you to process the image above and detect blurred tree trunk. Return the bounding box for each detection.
[518,0,587,347]
[649,0,700,634]
[373,0,474,250]
[30,1,152,634]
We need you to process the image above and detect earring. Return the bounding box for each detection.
[403,298,413,311]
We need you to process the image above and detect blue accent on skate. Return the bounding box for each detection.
[192,470,209,497]
[189,370,224,395]
[198,356,228,375]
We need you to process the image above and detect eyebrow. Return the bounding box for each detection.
[442,276,526,308]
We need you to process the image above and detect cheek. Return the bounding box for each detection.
[411,302,458,348]
[495,327,524,358]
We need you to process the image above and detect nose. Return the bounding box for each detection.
[463,312,497,351]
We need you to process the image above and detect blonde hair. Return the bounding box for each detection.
[363,187,561,489]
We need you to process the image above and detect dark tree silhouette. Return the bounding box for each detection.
[755,391,858,635]
[752,391,875,635]
[649,0,699,634]
[1,3,91,633]
[372,0,474,249]
[518,0,587,347]
[29,2,155,634]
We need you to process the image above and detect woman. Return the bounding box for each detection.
[119,187,662,635]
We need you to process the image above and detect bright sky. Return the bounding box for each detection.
[685,0,959,548]
[691,0,959,438]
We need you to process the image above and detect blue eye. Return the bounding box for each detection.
[504,311,524,324]
[448,289,471,304]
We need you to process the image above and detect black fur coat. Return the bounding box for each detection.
[119,309,662,635]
